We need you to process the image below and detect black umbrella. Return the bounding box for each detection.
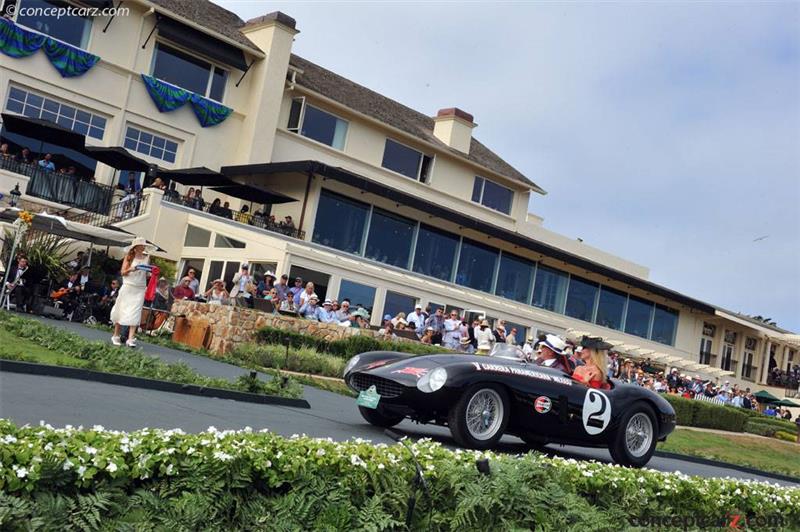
[210,183,297,205]
[1,112,85,151]
[158,166,233,187]
[83,146,151,172]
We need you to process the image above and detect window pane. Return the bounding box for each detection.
[163,151,176,163]
[26,93,43,108]
[382,139,422,179]
[419,155,433,183]
[152,43,211,95]
[8,87,26,102]
[209,67,226,102]
[595,286,627,331]
[339,280,376,316]
[412,224,458,281]
[206,261,224,291]
[625,296,653,339]
[152,136,165,148]
[18,0,92,48]
[312,190,369,254]
[5,99,23,113]
[288,98,303,131]
[91,115,106,128]
[532,264,568,313]
[214,234,246,248]
[288,265,330,302]
[503,322,526,345]
[165,140,178,153]
[471,177,483,203]
[88,126,103,140]
[384,291,417,320]
[75,110,91,123]
[456,239,497,293]
[73,121,88,136]
[43,99,59,113]
[184,224,211,247]
[301,105,347,150]
[59,105,75,119]
[481,179,513,214]
[364,208,415,268]
[123,138,137,151]
[564,276,598,322]
[41,110,57,123]
[651,305,678,345]
[495,253,534,303]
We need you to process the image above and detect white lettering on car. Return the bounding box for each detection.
[475,363,572,386]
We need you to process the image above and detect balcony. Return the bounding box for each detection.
[163,193,306,240]
[0,156,114,214]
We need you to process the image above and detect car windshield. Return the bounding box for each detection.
[488,343,526,361]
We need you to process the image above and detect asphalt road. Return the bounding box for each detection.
[2,316,797,487]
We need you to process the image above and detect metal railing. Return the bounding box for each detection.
[66,192,150,228]
[163,194,306,239]
[0,156,115,214]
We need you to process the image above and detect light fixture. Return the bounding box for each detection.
[9,183,21,207]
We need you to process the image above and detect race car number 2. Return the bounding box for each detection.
[581,389,611,435]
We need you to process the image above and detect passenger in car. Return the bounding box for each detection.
[572,336,614,389]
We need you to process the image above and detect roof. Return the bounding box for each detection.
[715,308,793,335]
[289,55,544,193]
[148,0,261,55]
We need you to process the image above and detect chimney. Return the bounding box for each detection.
[433,107,476,154]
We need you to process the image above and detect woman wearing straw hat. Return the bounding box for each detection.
[110,237,152,347]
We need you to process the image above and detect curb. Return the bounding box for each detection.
[0,360,311,409]
[653,450,800,484]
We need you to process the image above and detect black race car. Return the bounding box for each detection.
[344,344,676,467]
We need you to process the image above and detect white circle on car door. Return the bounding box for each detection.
[582,389,611,435]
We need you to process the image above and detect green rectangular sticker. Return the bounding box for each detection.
[356,385,381,409]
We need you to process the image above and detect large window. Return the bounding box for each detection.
[381,138,433,182]
[531,265,568,313]
[364,208,415,268]
[214,234,246,249]
[124,126,178,163]
[339,280,376,315]
[495,253,534,303]
[456,239,497,293]
[152,42,227,101]
[624,296,653,339]
[564,276,599,322]
[289,266,329,302]
[471,176,513,215]
[383,291,417,320]
[412,225,458,281]
[651,305,678,345]
[17,0,92,48]
[312,190,369,254]
[287,99,348,150]
[594,286,627,331]
[6,86,106,139]
[184,225,210,247]
[503,322,527,345]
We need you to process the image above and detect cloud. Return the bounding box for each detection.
[222,1,800,331]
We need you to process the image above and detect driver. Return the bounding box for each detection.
[533,334,571,372]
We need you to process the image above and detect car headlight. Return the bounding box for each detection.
[417,367,447,393]
[343,355,360,377]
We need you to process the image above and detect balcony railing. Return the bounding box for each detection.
[163,193,306,239]
[0,156,114,214]
[66,192,151,228]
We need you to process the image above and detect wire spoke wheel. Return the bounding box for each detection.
[465,389,504,440]
[625,412,653,458]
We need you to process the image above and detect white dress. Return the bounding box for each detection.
[110,256,148,327]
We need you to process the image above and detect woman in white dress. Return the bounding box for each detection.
[110,237,152,347]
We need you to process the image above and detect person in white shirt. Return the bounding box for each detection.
[407,305,426,337]
[475,319,495,354]
[522,336,535,359]
[78,267,90,288]
[299,281,317,307]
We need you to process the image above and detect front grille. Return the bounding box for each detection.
[350,374,404,398]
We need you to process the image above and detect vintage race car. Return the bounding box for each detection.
[344,344,676,467]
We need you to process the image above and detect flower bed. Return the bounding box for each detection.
[0,421,797,530]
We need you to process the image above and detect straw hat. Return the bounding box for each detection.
[126,237,153,251]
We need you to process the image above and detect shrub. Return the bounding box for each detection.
[743,422,777,438]
[747,417,798,435]
[230,343,345,379]
[662,395,694,426]
[0,421,798,530]
[662,395,748,432]
[774,431,798,443]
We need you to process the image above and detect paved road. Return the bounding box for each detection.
[3,316,797,486]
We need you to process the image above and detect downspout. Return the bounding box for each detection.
[297,170,313,237]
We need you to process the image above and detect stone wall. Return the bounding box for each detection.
[170,300,414,354]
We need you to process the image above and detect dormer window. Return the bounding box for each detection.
[15,0,92,48]
[381,138,433,183]
[151,42,227,102]
[287,97,348,150]
[471,176,513,215]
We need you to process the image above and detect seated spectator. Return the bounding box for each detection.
[66,165,78,177]
[335,299,352,322]
[391,312,407,328]
[493,320,507,343]
[572,336,612,387]
[380,321,396,339]
[173,277,195,300]
[459,336,474,353]
[0,143,12,159]
[257,271,276,298]
[204,279,229,305]
[238,205,250,223]
[349,307,370,328]
[317,299,337,323]
[420,327,434,344]
[208,198,222,215]
[298,295,321,320]
[38,153,55,172]
[16,147,33,164]
[153,278,173,311]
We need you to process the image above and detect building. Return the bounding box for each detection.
[0,0,797,391]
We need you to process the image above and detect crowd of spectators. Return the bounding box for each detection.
[767,365,800,390]
[1,142,94,182]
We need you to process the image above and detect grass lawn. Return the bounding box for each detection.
[658,428,800,478]
[0,326,85,367]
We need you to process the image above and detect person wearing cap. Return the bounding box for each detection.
[475,319,495,355]
[204,279,229,305]
[288,277,304,309]
[522,335,535,359]
[459,335,474,353]
[230,264,254,308]
[317,299,337,323]
[572,336,613,388]
[349,307,370,328]
[298,294,321,320]
[533,334,570,372]
[335,299,352,322]
[420,326,435,345]
[172,276,195,300]
[110,237,153,347]
[272,274,289,303]
[407,304,426,337]
[424,307,446,344]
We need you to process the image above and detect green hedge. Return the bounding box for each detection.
[775,431,797,443]
[743,422,777,437]
[256,325,449,359]
[662,395,748,432]
[0,421,798,530]
[231,343,346,378]
[745,416,798,435]
[744,418,798,438]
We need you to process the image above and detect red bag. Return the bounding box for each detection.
[144,265,161,302]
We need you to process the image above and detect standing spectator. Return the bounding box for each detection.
[407,304,426,336]
[208,198,222,216]
[191,189,205,211]
[475,319,494,354]
[274,274,290,303]
[184,187,195,206]
[289,277,304,309]
[282,215,296,231]
[522,335,535,359]
[204,279,229,305]
[16,147,33,164]
[493,321,506,344]
[230,263,254,308]
[185,268,200,295]
[219,201,233,219]
[38,153,55,172]
[299,281,317,307]
[425,307,445,345]
[506,327,518,346]
[443,310,462,350]
[0,143,12,159]
[257,271,276,298]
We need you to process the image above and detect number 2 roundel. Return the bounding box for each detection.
[582,389,611,435]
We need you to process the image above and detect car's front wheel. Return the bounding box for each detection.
[609,402,658,467]
[448,383,510,449]
[358,406,405,428]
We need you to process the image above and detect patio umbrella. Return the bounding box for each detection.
[1,112,85,151]
[0,208,134,247]
[83,146,151,172]
[158,166,233,187]
[753,390,780,403]
[210,183,297,205]
[773,399,800,407]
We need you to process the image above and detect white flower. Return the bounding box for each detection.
[213,451,233,462]
[92,425,105,432]
[44,442,53,451]
[582,471,594,477]
[265,460,272,468]
[165,464,174,475]
[350,454,366,467]
[63,459,74,471]
[377,463,385,470]
[84,446,97,455]
[187,447,196,455]
[426,464,435,471]
[316,448,326,457]
[77,465,87,477]
[2,435,17,444]
[276,451,283,459]
[106,462,118,473]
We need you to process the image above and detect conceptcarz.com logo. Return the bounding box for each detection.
[630,513,788,530]
[1,0,130,19]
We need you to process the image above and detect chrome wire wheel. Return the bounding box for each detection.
[465,389,504,440]
[625,412,653,458]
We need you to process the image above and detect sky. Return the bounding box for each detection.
[220,1,800,332]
